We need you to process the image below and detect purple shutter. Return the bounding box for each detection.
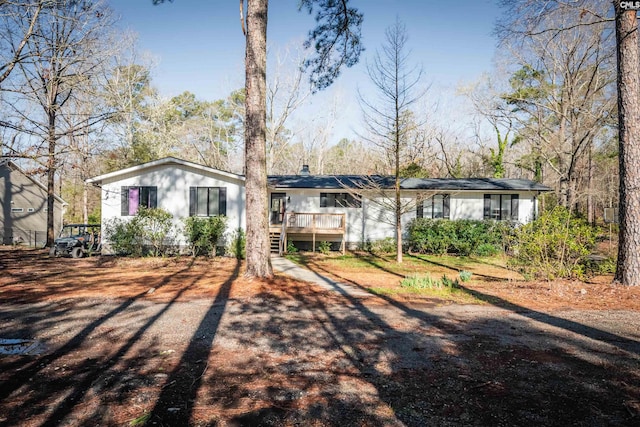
[128,187,139,215]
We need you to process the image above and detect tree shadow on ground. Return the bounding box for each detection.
[406,253,515,281]
[302,255,640,356]
[218,272,639,426]
[456,284,640,356]
[146,260,239,425]
[1,251,638,426]
[0,257,213,426]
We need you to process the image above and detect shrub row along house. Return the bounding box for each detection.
[86,157,552,254]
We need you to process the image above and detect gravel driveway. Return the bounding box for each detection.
[1,288,639,426]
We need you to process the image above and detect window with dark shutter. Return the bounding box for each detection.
[121,187,129,216]
[483,194,491,219]
[320,192,361,208]
[121,186,157,216]
[219,188,227,216]
[417,194,449,219]
[443,194,450,219]
[189,187,226,216]
[484,194,519,221]
[511,194,519,221]
[320,193,328,207]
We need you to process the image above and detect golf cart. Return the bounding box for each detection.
[50,224,101,258]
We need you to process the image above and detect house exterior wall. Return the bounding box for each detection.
[99,163,245,251]
[282,189,366,243]
[449,191,537,223]
[0,162,64,246]
[273,188,540,247]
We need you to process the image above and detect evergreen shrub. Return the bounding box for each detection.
[408,219,513,256]
[508,206,597,279]
[105,207,176,256]
[183,215,227,257]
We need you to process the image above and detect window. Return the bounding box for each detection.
[121,186,157,216]
[484,194,519,221]
[320,192,361,208]
[189,187,227,216]
[417,194,450,219]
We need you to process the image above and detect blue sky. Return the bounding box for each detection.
[108,0,503,141]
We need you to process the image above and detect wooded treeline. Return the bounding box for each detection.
[0,0,622,235]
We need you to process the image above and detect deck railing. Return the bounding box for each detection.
[283,212,345,231]
[272,212,346,255]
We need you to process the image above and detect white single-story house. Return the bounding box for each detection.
[86,157,246,252]
[87,157,551,254]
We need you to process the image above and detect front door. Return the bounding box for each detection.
[270,193,287,225]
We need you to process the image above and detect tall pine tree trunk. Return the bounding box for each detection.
[614,5,640,286]
[244,0,273,278]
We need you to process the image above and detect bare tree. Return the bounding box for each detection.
[100,35,158,168]
[322,138,378,174]
[266,46,311,174]
[0,1,44,86]
[495,0,638,286]
[358,20,425,262]
[463,75,520,179]
[1,0,118,246]
[500,6,615,210]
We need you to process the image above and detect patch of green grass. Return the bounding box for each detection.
[368,285,483,304]
[459,270,473,282]
[284,253,305,264]
[401,273,444,289]
[129,413,151,426]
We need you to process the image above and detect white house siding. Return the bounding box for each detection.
[449,191,537,223]
[279,190,415,244]
[98,163,245,249]
[450,193,484,221]
[281,189,365,243]
[275,189,540,247]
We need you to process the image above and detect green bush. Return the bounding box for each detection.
[318,240,332,255]
[227,227,246,259]
[137,207,175,256]
[474,243,500,257]
[408,219,513,256]
[459,270,473,282]
[364,237,397,254]
[508,206,597,279]
[287,241,298,253]
[401,273,460,290]
[104,217,144,257]
[104,207,176,257]
[183,215,227,257]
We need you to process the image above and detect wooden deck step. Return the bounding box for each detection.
[269,232,281,253]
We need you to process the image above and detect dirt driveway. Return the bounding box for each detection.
[0,248,639,426]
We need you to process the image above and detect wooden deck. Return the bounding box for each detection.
[269,212,346,255]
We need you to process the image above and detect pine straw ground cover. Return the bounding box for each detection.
[0,247,639,426]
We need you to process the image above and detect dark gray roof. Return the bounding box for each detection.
[267,175,552,192]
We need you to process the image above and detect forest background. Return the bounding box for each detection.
[0,0,618,229]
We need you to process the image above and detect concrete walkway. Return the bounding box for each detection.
[270,256,372,298]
